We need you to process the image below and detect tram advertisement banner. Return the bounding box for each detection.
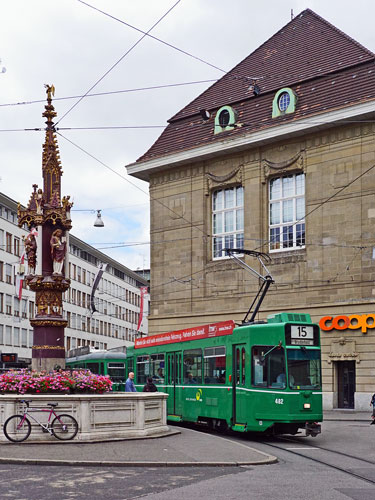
[134,320,235,349]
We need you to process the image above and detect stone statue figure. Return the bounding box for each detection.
[62,195,73,219]
[50,229,66,275]
[24,229,38,275]
[35,188,44,215]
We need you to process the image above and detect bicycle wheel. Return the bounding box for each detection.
[3,415,31,443]
[51,414,78,440]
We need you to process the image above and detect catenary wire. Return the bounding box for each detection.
[56,0,182,126]
[0,80,218,108]
[76,0,227,75]
[56,131,210,240]
[3,118,375,134]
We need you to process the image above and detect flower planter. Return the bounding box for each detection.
[0,393,170,442]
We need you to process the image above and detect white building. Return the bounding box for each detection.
[0,192,149,367]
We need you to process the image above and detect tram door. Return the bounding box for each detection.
[166,352,182,415]
[233,344,247,424]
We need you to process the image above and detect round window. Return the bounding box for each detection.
[218,109,230,127]
[278,92,290,112]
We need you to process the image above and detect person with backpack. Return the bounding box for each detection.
[143,377,157,392]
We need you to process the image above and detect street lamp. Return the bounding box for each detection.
[94,210,104,228]
[71,209,105,227]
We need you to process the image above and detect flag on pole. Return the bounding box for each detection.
[15,251,25,300]
[137,286,148,331]
[90,263,107,313]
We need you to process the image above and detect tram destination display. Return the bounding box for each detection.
[285,324,319,346]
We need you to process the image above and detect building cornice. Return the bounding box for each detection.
[126,100,375,181]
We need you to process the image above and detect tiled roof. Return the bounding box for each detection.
[136,9,375,164]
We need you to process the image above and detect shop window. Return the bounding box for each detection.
[204,346,226,383]
[183,349,202,384]
[269,173,305,251]
[212,186,244,259]
[272,87,297,118]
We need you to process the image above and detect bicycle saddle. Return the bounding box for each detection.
[47,403,58,407]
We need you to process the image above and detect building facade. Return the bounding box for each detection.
[0,192,149,368]
[127,10,375,410]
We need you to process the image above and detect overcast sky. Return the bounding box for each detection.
[1,0,374,271]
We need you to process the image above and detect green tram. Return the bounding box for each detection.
[127,312,322,436]
[66,350,127,391]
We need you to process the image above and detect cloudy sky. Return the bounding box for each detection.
[1,0,374,271]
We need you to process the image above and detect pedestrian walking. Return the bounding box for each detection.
[143,377,158,392]
[370,393,375,424]
[125,372,137,392]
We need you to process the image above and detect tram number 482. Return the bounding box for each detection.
[275,398,284,405]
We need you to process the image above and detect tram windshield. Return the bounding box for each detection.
[287,349,321,390]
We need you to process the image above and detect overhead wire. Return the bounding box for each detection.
[76,0,227,75]
[56,131,210,241]
[0,80,218,108]
[3,117,375,134]
[56,0,182,126]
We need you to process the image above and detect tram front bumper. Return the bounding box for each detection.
[305,422,321,437]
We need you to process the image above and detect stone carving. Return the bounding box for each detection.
[24,228,38,275]
[205,166,243,195]
[261,150,305,184]
[327,337,360,364]
[50,229,66,275]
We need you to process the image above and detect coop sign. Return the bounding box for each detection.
[319,314,375,333]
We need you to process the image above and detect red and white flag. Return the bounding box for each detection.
[137,286,148,331]
[15,251,25,300]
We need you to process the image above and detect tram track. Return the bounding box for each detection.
[177,423,375,486]
[261,438,375,486]
[274,435,375,465]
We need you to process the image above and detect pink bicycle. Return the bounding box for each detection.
[3,400,78,442]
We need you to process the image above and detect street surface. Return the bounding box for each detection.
[1,420,375,499]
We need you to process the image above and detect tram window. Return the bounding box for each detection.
[204,346,226,384]
[150,354,165,384]
[87,362,100,374]
[287,349,321,390]
[127,358,134,377]
[252,346,286,389]
[183,349,202,384]
[107,362,126,382]
[136,355,150,384]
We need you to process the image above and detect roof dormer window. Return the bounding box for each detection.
[272,88,297,118]
[278,92,290,112]
[214,105,237,134]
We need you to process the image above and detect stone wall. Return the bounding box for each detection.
[0,393,169,442]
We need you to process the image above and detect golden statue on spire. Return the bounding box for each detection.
[44,84,55,100]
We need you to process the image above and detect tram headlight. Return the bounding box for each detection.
[303,403,311,409]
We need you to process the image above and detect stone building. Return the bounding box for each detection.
[127,9,375,410]
[0,192,149,368]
